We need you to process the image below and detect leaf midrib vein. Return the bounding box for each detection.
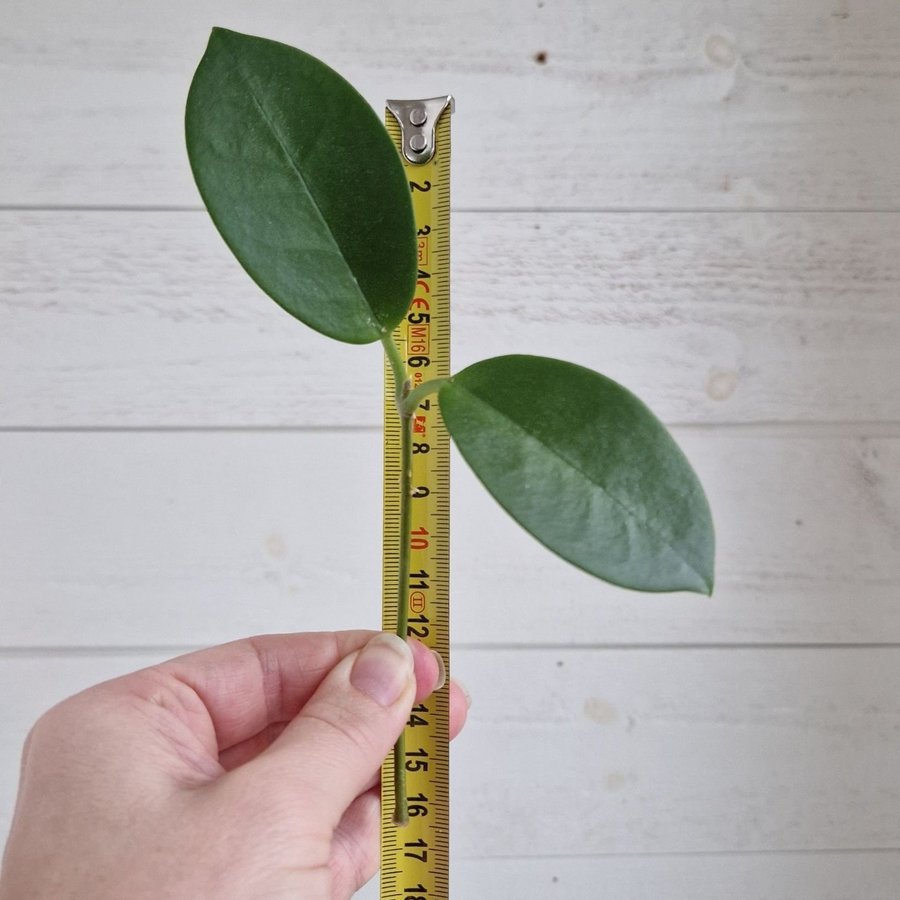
[222,41,371,324]
[453,383,708,585]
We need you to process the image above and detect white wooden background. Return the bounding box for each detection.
[2,1,900,896]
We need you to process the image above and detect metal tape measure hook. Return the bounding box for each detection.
[386,96,455,164]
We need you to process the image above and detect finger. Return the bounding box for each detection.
[329,682,470,898]
[409,639,445,704]
[217,720,288,771]
[146,630,377,756]
[448,679,470,740]
[217,640,456,771]
[243,632,416,828]
[220,677,470,776]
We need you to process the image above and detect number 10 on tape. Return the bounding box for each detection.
[381,96,453,900]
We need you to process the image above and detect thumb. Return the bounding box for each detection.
[248,632,415,828]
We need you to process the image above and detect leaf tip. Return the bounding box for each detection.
[207,25,228,46]
[686,562,715,597]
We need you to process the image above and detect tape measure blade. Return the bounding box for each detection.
[382,102,452,900]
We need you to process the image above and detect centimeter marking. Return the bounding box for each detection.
[381,102,452,900]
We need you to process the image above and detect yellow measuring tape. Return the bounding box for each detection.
[381,96,453,900]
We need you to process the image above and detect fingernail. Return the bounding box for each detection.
[350,633,413,707]
[454,677,472,709]
[430,649,447,692]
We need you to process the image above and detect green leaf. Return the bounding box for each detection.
[439,355,715,594]
[186,28,416,343]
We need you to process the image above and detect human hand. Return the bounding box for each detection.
[0,631,467,899]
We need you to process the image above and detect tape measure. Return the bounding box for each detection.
[381,96,453,900]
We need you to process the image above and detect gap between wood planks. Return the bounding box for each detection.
[5,205,900,214]
[2,422,900,436]
[4,643,900,656]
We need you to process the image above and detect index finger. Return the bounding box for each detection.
[151,630,375,754]
[142,630,445,756]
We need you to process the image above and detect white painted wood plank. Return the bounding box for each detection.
[2,430,897,647]
[433,854,900,900]
[465,647,900,854]
[352,851,890,899]
[3,0,900,209]
[3,210,898,427]
[1,648,899,858]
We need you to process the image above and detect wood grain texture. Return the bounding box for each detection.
[3,209,898,427]
[2,0,900,208]
[2,430,897,648]
[1,648,899,859]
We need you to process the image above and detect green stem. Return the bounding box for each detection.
[396,407,413,647]
[401,377,449,418]
[382,331,412,827]
[381,332,408,410]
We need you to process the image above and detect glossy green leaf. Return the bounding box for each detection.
[439,355,715,594]
[186,28,416,343]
